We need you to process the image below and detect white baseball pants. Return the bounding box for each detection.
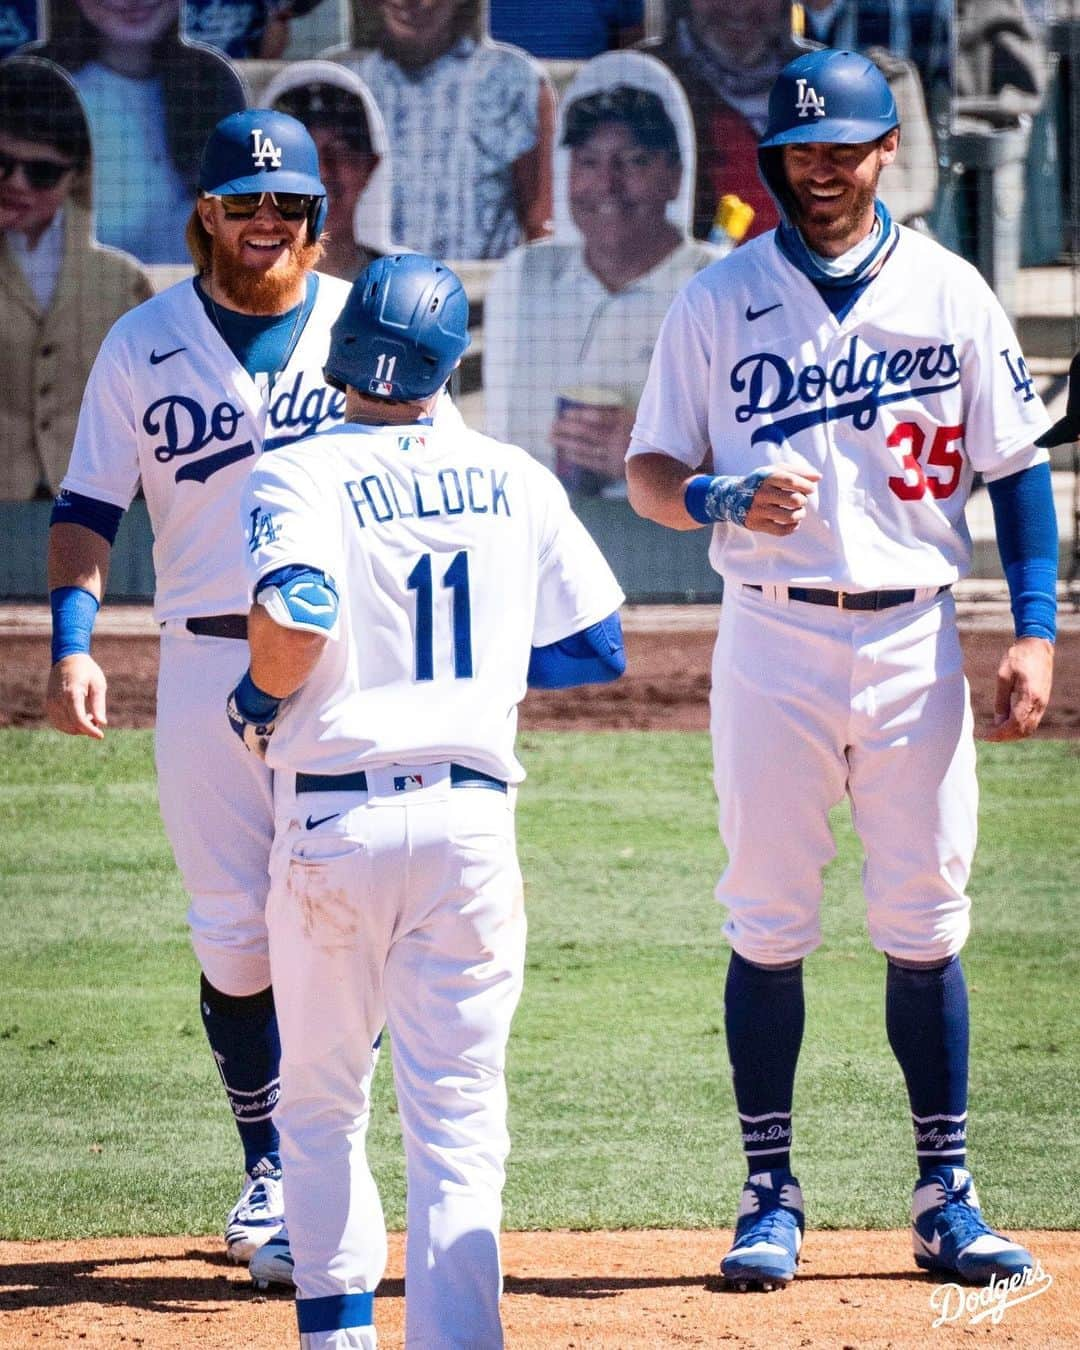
[155,627,275,995]
[711,585,977,966]
[267,765,526,1350]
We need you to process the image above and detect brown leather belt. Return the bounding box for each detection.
[185,614,248,639]
[743,584,949,612]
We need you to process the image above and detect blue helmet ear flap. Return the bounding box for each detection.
[310,195,328,239]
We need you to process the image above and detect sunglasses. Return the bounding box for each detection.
[0,150,76,191]
[205,191,316,221]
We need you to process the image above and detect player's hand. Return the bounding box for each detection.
[549,404,636,482]
[45,653,108,739]
[743,466,823,535]
[983,636,1054,742]
[226,673,281,760]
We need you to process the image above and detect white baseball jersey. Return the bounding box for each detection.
[242,420,625,782]
[61,273,353,621]
[629,226,1053,588]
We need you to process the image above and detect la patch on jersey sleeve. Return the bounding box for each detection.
[241,453,340,600]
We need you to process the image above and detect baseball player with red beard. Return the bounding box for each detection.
[627,50,1056,1292]
[45,109,353,1268]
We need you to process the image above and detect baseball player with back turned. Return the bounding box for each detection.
[45,110,353,1268]
[627,49,1057,1292]
[225,251,626,1348]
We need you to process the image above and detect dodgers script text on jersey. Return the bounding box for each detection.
[633,228,1050,590]
[60,275,353,621]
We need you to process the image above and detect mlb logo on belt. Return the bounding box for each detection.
[250,128,283,169]
[794,78,825,118]
[393,774,425,792]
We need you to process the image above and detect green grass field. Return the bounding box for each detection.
[0,730,1076,1241]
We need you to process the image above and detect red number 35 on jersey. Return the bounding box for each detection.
[887,421,964,501]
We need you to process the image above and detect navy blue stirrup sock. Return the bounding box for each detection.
[885,955,969,1176]
[200,975,281,1172]
[724,951,805,1175]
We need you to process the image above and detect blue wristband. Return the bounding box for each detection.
[684,471,769,526]
[50,586,100,665]
[233,669,282,722]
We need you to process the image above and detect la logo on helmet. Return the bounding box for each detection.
[250,128,283,169]
[794,79,826,118]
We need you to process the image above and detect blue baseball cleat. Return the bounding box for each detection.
[224,1157,285,1264]
[721,1170,804,1291]
[249,1224,295,1290]
[912,1167,1034,1283]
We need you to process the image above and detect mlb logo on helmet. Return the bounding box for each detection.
[370,378,394,397]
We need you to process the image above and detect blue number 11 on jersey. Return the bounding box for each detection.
[406,551,473,682]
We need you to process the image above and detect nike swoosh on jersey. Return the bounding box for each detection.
[305,813,340,830]
[149,346,186,365]
[745,302,783,322]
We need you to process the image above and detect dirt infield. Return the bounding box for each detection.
[1,1229,1077,1348]
[3,600,1080,736]
[2,600,1077,1346]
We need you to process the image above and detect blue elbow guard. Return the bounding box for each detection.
[528,612,625,689]
[255,564,339,633]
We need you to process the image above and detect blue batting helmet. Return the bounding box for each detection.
[199,109,327,234]
[760,49,899,149]
[325,253,471,401]
[758,49,899,218]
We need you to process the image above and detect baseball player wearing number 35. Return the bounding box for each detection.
[227,251,625,1347]
[628,49,1057,1293]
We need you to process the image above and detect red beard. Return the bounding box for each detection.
[210,232,324,313]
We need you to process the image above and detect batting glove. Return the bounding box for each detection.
[226,669,282,760]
